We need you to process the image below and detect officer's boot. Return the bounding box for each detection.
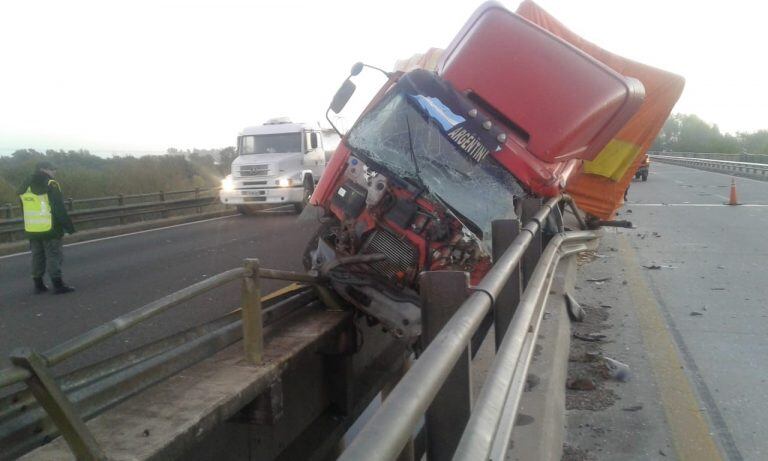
[33,277,48,294]
[52,278,75,294]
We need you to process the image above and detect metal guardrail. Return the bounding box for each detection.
[0,259,324,460]
[649,150,768,165]
[649,154,768,179]
[2,187,219,219]
[1,194,596,460]
[0,187,222,242]
[339,195,599,461]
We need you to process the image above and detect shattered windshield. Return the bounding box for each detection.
[346,75,525,239]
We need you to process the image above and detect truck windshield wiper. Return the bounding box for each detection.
[405,114,421,180]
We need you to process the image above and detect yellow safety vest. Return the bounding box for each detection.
[20,180,56,233]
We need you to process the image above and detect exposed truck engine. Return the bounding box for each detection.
[304,1,645,344]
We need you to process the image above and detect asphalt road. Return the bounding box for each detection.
[619,162,768,460]
[0,209,320,374]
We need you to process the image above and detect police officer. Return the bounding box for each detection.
[17,161,76,294]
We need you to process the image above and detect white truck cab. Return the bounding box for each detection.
[220,118,331,213]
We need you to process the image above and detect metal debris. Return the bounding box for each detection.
[573,332,606,342]
[622,404,644,412]
[565,292,586,322]
[586,277,612,283]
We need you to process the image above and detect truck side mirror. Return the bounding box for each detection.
[330,79,356,114]
[310,132,319,150]
[350,62,364,76]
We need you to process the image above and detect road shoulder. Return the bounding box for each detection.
[563,229,722,460]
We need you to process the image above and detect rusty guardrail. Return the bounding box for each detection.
[0,260,324,460]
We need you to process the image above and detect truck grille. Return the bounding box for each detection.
[361,229,417,281]
[240,164,269,176]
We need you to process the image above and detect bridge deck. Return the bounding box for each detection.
[21,307,348,460]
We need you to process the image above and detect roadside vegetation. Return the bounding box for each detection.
[652,113,768,155]
[0,148,236,205]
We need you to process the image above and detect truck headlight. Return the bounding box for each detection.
[277,178,292,187]
[221,176,235,192]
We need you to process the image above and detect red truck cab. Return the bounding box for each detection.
[306,2,644,341]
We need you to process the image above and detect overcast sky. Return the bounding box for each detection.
[0,0,765,154]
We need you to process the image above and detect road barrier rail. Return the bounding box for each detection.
[649,153,768,179]
[0,195,598,461]
[0,187,222,242]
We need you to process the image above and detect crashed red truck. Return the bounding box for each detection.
[303,2,646,343]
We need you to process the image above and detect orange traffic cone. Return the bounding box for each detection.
[727,178,740,205]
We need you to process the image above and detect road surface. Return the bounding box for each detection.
[615,162,767,460]
[0,210,320,374]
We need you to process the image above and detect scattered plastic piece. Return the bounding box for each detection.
[602,357,631,382]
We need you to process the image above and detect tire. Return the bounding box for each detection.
[237,205,258,215]
[293,176,313,214]
[641,170,648,182]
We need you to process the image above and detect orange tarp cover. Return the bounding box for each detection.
[517,1,685,219]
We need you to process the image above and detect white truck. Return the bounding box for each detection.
[219,118,334,214]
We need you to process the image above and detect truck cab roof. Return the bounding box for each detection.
[239,123,310,136]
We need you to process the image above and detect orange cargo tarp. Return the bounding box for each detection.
[517,0,685,219]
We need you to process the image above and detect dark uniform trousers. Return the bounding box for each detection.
[30,238,63,280]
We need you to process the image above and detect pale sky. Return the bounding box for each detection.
[0,0,765,155]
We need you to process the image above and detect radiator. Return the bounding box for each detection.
[361,229,418,281]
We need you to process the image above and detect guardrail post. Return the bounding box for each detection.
[116,194,126,224]
[242,258,263,364]
[420,271,470,461]
[491,219,522,350]
[159,191,166,218]
[4,203,11,219]
[66,197,74,212]
[194,187,202,213]
[521,197,543,287]
[9,348,106,460]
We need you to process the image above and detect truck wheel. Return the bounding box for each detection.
[237,205,258,215]
[641,170,649,181]
[294,176,313,214]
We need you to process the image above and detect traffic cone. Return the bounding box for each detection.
[727,178,740,205]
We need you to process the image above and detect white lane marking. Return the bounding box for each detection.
[0,214,238,260]
[629,203,768,207]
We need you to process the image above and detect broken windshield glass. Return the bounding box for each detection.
[347,83,525,239]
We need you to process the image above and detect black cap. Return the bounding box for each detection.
[35,161,56,172]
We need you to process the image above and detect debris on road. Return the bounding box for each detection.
[567,377,597,391]
[565,292,586,322]
[710,287,726,291]
[586,277,612,283]
[573,332,606,342]
[601,357,631,382]
[643,264,662,270]
[690,311,704,316]
[622,404,644,412]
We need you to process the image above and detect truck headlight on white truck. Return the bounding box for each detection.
[221,175,235,192]
[277,178,293,187]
